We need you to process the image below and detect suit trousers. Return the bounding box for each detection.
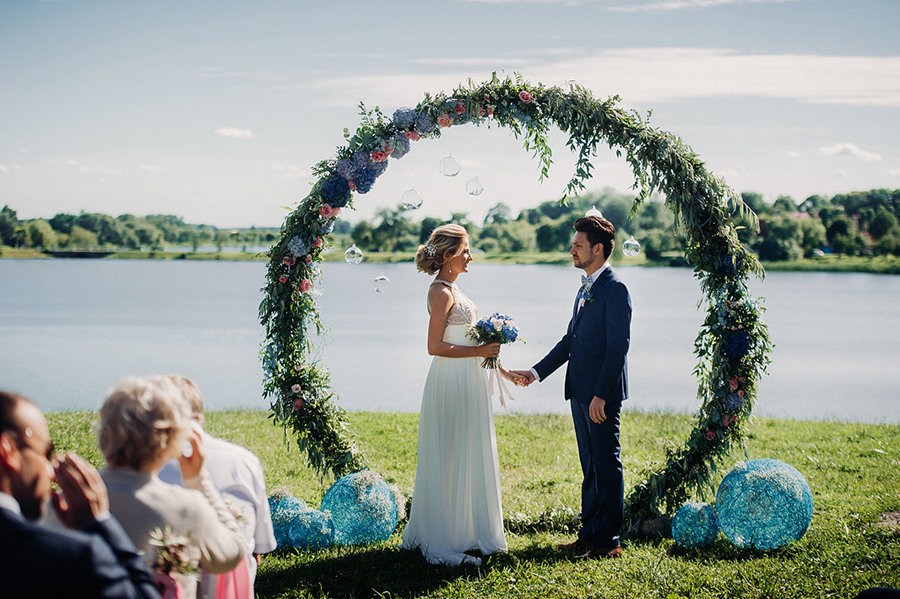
[570,397,624,549]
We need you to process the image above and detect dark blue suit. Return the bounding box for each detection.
[533,267,631,549]
[0,505,160,599]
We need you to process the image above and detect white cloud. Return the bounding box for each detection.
[835,169,849,178]
[818,143,883,162]
[215,128,254,139]
[48,158,79,167]
[786,151,801,159]
[889,168,900,177]
[295,48,900,109]
[139,165,167,173]
[78,166,121,175]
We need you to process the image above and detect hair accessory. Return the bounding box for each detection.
[424,243,437,257]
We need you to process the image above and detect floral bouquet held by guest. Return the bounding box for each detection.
[468,312,522,407]
[149,526,198,599]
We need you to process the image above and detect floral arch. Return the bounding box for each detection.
[259,73,772,534]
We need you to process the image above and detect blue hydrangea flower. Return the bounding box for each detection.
[352,150,372,170]
[370,160,388,177]
[724,392,744,411]
[335,158,356,180]
[723,329,751,360]
[392,107,416,129]
[414,112,436,135]
[353,167,377,194]
[321,174,351,208]
[320,219,335,236]
[501,324,518,343]
[287,235,310,257]
[391,134,410,159]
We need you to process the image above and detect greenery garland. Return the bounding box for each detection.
[259,73,772,533]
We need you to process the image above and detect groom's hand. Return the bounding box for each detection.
[589,396,607,424]
[509,370,535,386]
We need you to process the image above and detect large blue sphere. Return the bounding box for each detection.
[321,471,399,545]
[269,496,307,549]
[716,458,814,550]
[672,502,719,548]
[288,509,335,550]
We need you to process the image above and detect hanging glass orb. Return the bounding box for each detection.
[400,188,423,210]
[373,273,390,293]
[439,155,460,177]
[466,177,484,196]
[585,205,603,218]
[344,244,363,264]
[623,236,641,257]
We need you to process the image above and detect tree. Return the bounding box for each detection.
[483,203,511,226]
[418,217,442,243]
[26,219,59,249]
[755,216,802,261]
[772,195,798,215]
[740,192,768,215]
[66,225,99,248]
[49,213,76,235]
[0,205,18,246]
[869,206,898,239]
[798,218,827,257]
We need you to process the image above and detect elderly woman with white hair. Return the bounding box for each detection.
[98,376,245,599]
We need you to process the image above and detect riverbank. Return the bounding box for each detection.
[4,245,900,273]
[48,410,900,599]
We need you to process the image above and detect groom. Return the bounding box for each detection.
[512,215,631,559]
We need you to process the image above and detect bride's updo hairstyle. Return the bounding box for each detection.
[415,224,468,275]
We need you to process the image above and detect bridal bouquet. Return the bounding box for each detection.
[468,312,520,369]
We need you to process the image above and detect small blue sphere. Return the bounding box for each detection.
[288,509,335,550]
[269,495,307,549]
[321,471,399,545]
[717,458,814,550]
[672,502,719,548]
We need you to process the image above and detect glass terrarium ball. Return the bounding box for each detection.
[585,205,603,218]
[400,188,423,210]
[344,244,364,264]
[439,155,460,177]
[373,273,390,293]
[623,236,641,257]
[466,177,484,196]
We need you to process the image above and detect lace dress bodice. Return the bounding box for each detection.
[429,279,478,326]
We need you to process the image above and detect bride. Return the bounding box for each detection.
[401,224,511,567]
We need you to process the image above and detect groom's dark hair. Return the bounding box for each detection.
[574,216,616,259]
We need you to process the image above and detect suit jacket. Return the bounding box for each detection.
[0,505,159,599]
[533,267,631,405]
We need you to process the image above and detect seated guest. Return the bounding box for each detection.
[0,390,159,599]
[158,375,276,597]
[98,377,245,599]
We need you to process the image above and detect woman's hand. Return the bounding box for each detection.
[475,342,501,358]
[178,425,205,481]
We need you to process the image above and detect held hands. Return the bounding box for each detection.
[51,451,110,529]
[508,369,536,387]
[499,368,529,386]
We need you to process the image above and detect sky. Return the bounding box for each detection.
[1,0,899,228]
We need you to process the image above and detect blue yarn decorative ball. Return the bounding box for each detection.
[320,471,399,545]
[716,459,814,550]
[288,509,335,550]
[268,495,307,548]
[672,502,719,548]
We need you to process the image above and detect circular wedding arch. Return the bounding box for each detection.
[259,73,772,535]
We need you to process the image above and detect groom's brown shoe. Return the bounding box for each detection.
[577,545,623,560]
[554,538,592,552]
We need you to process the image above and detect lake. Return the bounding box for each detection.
[1,259,898,424]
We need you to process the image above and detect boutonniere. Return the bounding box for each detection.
[578,283,594,304]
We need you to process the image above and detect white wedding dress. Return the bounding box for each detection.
[401,279,507,566]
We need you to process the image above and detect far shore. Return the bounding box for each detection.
[3,246,899,274]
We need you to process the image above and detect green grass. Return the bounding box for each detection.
[46,410,900,598]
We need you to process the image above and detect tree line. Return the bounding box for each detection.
[2,187,898,261]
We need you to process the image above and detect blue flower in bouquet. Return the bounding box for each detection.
[353,167,378,194]
[469,312,521,369]
[352,149,372,170]
[392,107,416,129]
[287,235,310,257]
[335,158,356,180]
[723,329,751,360]
[321,174,351,208]
[414,112,436,135]
[724,392,744,411]
[320,219,335,236]
[391,134,411,159]
[371,159,388,177]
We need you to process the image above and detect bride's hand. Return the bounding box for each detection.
[476,342,501,358]
[499,368,527,386]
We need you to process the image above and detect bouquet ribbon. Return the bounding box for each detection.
[487,367,516,410]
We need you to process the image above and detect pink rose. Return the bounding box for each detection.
[312,237,323,248]
[299,279,312,293]
[278,275,287,284]
[729,378,739,391]
[332,207,342,218]
[319,205,334,219]
[293,364,302,372]
[370,150,388,163]
[705,430,716,441]
[293,397,304,410]
[477,105,486,117]
[519,90,533,104]
[721,414,736,427]
[291,383,302,394]
[304,255,312,264]
[487,106,494,116]
[437,113,453,128]
[348,180,357,190]
[383,141,393,154]
[405,130,420,141]
[455,100,465,115]
[737,390,744,397]
[282,256,292,266]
